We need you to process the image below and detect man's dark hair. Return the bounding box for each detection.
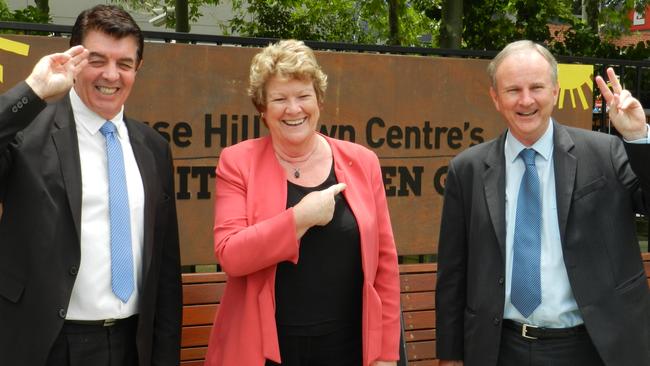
[70,5,144,63]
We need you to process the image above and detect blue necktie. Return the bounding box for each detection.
[511,148,542,318]
[100,121,134,303]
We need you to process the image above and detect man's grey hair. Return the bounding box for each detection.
[487,40,558,88]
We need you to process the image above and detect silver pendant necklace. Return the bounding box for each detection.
[276,140,319,179]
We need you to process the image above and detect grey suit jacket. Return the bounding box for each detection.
[436,121,650,366]
[0,82,182,366]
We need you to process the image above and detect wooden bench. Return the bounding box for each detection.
[181,252,650,365]
[181,271,227,365]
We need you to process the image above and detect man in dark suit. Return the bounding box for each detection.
[0,5,181,366]
[436,40,649,366]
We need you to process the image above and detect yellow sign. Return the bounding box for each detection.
[557,64,592,110]
[0,37,30,83]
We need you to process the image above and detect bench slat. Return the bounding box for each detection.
[401,272,436,292]
[183,283,226,305]
[406,340,436,360]
[401,292,435,311]
[181,346,208,361]
[182,272,228,284]
[400,263,437,274]
[405,329,436,342]
[403,310,435,330]
[183,304,218,326]
[409,360,439,366]
[181,325,212,348]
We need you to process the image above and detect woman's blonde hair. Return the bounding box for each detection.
[248,39,328,111]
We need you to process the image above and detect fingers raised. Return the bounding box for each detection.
[595,74,613,106]
[64,45,87,58]
[606,67,623,94]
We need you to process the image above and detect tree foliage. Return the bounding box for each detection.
[0,0,50,35]
[111,0,219,30]
[224,0,437,46]
[459,0,576,50]
[435,0,650,59]
[110,0,650,59]
[0,0,50,24]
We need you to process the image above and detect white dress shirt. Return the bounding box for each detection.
[66,88,145,320]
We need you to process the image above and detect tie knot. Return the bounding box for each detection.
[100,121,117,137]
[520,148,536,166]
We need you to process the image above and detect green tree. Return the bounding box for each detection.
[548,0,650,58]
[112,0,219,31]
[34,0,49,16]
[439,0,461,48]
[456,0,576,51]
[434,0,650,59]
[175,0,189,32]
[0,0,50,32]
[224,0,436,46]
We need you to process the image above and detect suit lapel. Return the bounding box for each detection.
[484,133,507,258]
[125,117,156,278]
[552,122,576,247]
[51,97,82,241]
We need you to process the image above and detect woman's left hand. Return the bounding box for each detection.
[372,361,397,366]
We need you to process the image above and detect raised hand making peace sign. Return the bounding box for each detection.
[595,67,648,141]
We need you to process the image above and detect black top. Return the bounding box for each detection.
[275,165,363,336]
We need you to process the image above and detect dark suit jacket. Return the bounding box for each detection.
[436,121,650,366]
[0,82,182,366]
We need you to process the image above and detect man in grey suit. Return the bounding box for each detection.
[0,5,181,366]
[436,40,649,366]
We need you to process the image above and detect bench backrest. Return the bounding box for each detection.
[181,272,227,365]
[180,252,650,366]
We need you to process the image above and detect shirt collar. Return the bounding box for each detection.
[505,119,554,164]
[69,88,126,138]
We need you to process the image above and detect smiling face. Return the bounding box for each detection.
[263,76,320,152]
[489,50,559,146]
[74,30,140,120]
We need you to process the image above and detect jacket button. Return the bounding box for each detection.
[69,265,78,276]
[498,277,504,285]
[58,308,67,319]
[493,317,501,326]
[16,101,23,108]
[11,106,18,113]
[21,97,28,104]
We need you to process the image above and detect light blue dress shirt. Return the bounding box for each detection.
[503,121,582,327]
[503,121,650,327]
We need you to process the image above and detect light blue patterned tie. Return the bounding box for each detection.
[511,148,542,318]
[100,121,134,303]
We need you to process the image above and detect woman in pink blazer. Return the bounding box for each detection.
[206,40,400,366]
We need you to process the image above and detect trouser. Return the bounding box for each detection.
[265,324,362,366]
[45,315,139,366]
[497,320,605,366]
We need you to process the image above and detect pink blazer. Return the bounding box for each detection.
[205,134,400,365]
